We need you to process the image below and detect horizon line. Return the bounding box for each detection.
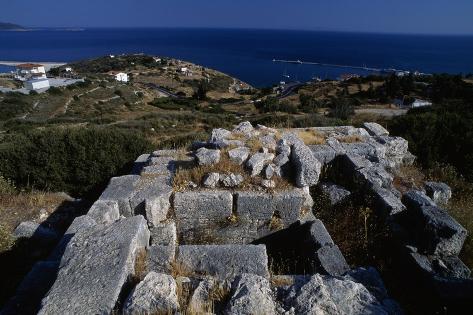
[8,25,473,37]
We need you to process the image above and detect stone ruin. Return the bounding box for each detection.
[3,122,472,314]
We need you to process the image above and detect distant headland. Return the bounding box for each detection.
[0,22,25,31]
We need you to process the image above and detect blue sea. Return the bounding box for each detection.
[1,28,473,87]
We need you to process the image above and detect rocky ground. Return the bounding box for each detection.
[2,122,472,315]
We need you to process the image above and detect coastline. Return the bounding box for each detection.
[0,61,66,71]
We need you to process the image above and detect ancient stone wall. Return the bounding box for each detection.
[3,122,471,314]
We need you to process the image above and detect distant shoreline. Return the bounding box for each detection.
[0,61,66,71]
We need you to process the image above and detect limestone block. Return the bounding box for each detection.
[38,216,150,315]
[98,175,141,217]
[123,272,179,315]
[291,142,321,187]
[87,200,120,225]
[225,273,276,315]
[176,245,269,279]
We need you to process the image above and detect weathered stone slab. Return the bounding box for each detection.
[372,186,406,216]
[174,191,233,222]
[291,142,321,187]
[209,128,232,143]
[196,147,221,166]
[281,274,391,314]
[87,200,120,225]
[233,121,254,135]
[98,175,141,217]
[342,142,386,161]
[13,221,59,244]
[48,215,97,261]
[142,155,177,175]
[402,190,436,209]
[246,152,274,176]
[225,273,276,315]
[260,134,277,150]
[149,222,177,247]
[310,144,338,165]
[176,245,269,279]
[319,182,351,206]
[236,190,305,226]
[345,267,389,301]
[38,216,150,315]
[130,175,172,227]
[123,272,179,315]
[228,147,250,165]
[316,245,350,276]
[425,181,452,206]
[130,153,150,175]
[308,219,335,248]
[363,122,390,137]
[221,173,244,188]
[377,136,408,158]
[187,278,216,313]
[356,164,394,189]
[147,245,175,274]
[203,172,220,188]
[411,205,467,256]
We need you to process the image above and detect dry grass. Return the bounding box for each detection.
[0,189,75,252]
[0,224,13,253]
[133,248,148,281]
[176,278,193,314]
[392,164,425,194]
[173,153,249,191]
[297,129,326,145]
[335,135,363,143]
[268,212,284,231]
[185,282,231,315]
[171,260,193,278]
[270,275,294,287]
[246,137,263,153]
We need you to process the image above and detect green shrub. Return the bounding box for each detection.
[0,128,152,197]
[47,87,62,95]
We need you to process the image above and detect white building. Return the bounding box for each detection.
[65,67,73,72]
[25,78,50,91]
[394,97,432,108]
[180,67,193,77]
[15,63,47,81]
[115,72,129,82]
[412,99,432,108]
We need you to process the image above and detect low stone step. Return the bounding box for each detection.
[176,245,269,280]
[38,216,150,315]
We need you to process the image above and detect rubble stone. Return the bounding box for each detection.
[123,272,179,315]
[196,147,221,166]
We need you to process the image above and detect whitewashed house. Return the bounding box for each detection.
[180,67,193,77]
[115,72,129,82]
[25,78,50,91]
[15,63,46,81]
[412,99,432,108]
[394,97,432,108]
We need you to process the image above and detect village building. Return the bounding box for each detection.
[25,78,50,91]
[180,67,193,77]
[15,63,47,81]
[115,72,129,82]
[394,97,432,108]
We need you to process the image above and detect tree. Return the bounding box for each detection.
[329,98,355,120]
[193,80,209,101]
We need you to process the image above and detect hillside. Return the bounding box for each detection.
[0,22,25,30]
[1,55,473,314]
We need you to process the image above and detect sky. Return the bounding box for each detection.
[2,0,473,35]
